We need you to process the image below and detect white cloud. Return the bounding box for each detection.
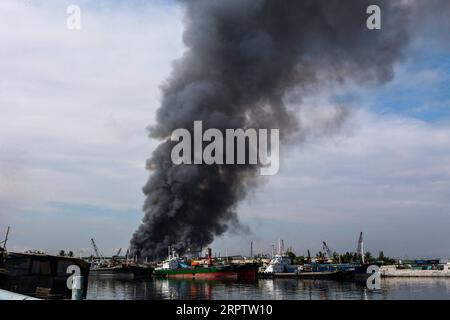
[0,1,183,218]
[229,108,450,257]
[242,108,450,220]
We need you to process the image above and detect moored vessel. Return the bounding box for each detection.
[0,251,90,299]
[153,247,238,279]
[259,240,297,278]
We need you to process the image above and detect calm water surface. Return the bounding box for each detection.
[87,276,450,300]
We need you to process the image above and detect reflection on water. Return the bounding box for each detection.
[87,276,450,300]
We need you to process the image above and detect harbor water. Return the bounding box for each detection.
[87,277,450,300]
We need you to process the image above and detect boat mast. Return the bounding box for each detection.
[90,238,104,262]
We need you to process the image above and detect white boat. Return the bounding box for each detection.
[262,239,297,274]
[155,247,187,271]
[263,254,296,273]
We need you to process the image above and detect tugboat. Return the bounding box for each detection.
[154,247,238,279]
[260,240,298,278]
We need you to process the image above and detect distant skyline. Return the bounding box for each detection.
[1,1,450,259]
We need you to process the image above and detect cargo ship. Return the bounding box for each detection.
[153,247,257,280]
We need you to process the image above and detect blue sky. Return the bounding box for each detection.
[1,0,449,259]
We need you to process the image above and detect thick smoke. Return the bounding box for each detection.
[131,0,412,258]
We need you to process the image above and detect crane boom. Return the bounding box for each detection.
[90,238,103,259]
[322,241,332,259]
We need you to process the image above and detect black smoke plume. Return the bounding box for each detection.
[130,0,412,258]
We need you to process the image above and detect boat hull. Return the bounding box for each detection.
[297,271,344,279]
[154,266,238,279]
[259,270,346,279]
[233,263,259,280]
[90,265,153,279]
[0,252,90,299]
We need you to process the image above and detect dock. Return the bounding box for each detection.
[381,265,450,277]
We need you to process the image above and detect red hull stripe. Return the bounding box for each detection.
[167,272,238,279]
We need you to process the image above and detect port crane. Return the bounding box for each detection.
[90,238,105,261]
[112,248,122,260]
[322,241,333,260]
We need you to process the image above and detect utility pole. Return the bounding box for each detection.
[250,241,253,258]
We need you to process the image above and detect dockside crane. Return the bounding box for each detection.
[322,241,334,263]
[110,247,122,263]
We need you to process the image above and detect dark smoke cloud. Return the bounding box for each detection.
[130,0,413,258]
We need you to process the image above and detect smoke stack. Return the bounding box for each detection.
[130,0,413,258]
[207,247,212,265]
